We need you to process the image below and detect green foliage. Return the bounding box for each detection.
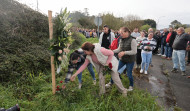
[143,19,156,28]
[102,13,124,30]
[49,8,72,67]
[0,71,163,111]
[140,24,151,32]
[185,27,190,33]
[0,0,50,83]
[170,20,187,29]
[78,17,96,29]
[69,32,86,49]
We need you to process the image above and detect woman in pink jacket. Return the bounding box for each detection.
[71,42,127,96]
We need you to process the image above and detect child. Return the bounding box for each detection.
[65,49,96,89]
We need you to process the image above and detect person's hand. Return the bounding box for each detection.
[145,46,150,50]
[64,48,70,54]
[186,45,190,51]
[118,51,125,58]
[147,46,151,50]
[70,74,77,81]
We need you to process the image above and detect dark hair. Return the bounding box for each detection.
[81,42,95,52]
[104,25,109,28]
[70,50,80,61]
[120,27,131,34]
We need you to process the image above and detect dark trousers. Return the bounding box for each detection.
[187,51,190,63]
[136,49,142,65]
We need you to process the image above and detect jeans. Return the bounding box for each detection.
[161,45,165,55]
[110,60,134,87]
[172,50,186,71]
[141,53,152,71]
[164,43,172,58]
[77,63,96,83]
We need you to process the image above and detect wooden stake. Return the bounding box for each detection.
[48,10,56,94]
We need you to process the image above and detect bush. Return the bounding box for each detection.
[69,32,86,49]
[0,0,50,83]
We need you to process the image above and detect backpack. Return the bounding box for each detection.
[110,36,120,50]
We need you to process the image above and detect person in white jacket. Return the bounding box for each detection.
[99,25,115,49]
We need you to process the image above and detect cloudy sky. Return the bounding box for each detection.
[17,0,190,29]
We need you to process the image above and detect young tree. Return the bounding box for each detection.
[123,14,143,31]
[143,19,156,28]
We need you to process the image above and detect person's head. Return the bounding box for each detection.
[148,32,154,39]
[177,27,185,35]
[81,42,95,55]
[169,27,173,32]
[163,28,168,33]
[103,25,109,34]
[140,31,145,37]
[120,27,131,38]
[133,27,139,33]
[70,51,80,64]
[148,28,154,33]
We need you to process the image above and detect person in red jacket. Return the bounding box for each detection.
[165,27,176,60]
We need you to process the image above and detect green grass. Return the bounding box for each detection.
[0,70,163,111]
[85,37,99,43]
[0,38,163,111]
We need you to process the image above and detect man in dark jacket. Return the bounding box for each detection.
[161,28,169,57]
[171,27,190,76]
[99,25,115,49]
[164,27,177,59]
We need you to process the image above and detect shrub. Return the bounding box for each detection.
[69,32,86,49]
[0,0,50,83]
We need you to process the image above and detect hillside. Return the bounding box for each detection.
[0,0,50,83]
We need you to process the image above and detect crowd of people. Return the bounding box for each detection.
[77,28,98,38]
[63,25,190,96]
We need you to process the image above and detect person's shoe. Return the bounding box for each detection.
[157,53,161,56]
[186,62,190,66]
[171,68,178,73]
[140,69,143,73]
[78,83,82,89]
[128,86,133,91]
[144,71,148,74]
[150,63,153,67]
[122,90,127,97]
[161,55,166,57]
[181,71,186,76]
[93,80,96,85]
[105,82,112,88]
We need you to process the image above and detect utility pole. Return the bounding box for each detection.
[37,0,38,11]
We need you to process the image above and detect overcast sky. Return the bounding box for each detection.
[17,0,190,29]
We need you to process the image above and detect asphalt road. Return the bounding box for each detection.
[134,55,190,111]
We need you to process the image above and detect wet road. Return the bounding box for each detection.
[133,55,190,111]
